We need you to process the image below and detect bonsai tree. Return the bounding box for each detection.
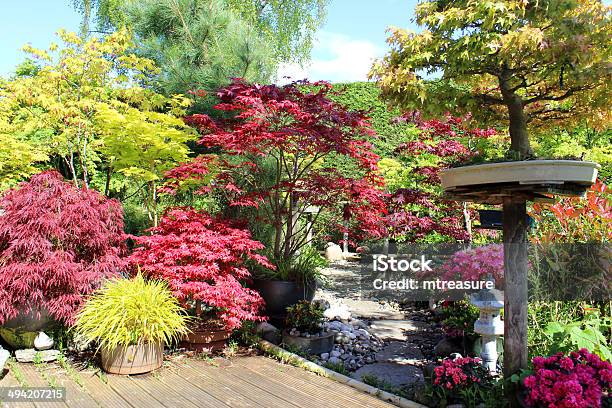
[0,170,126,325]
[163,79,387,268]
[129,207,271,330]
[285,300,326,335]
[371,1,611,157]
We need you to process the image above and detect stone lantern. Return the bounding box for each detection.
[470,288,504,374]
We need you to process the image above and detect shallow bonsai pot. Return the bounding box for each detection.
[440,160,600,190]
[101,342,163,375]
[282,330,334,355]
[0,309,53,349]
[253,280,316,318]
[181,327,231,352]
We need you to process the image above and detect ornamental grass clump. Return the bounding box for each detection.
[73,274,189,352]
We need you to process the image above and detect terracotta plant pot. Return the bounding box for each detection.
[282,330,334,355]
[101,343,163,375]
[181,327,231,352]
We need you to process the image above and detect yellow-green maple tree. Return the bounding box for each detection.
[371,0,611,157]
[0,29,196,223]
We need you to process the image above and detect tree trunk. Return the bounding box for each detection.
[503,197,529,407]
[105,166,112,197]
[499,73,533,158]
[283,193,298,259]
[462,202,472,242]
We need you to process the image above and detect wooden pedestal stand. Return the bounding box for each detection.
[439,160,600,407]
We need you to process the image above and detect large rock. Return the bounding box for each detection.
[256,322,281,344]
[325,242,343,262]
[375,341,424,364]
[353,362,424,388]
[434,337,464,357]
[0,346,9,372]
[34,332,54,351]
[15,349,60,363]
[323,304,351,321]
[368,319,429,341]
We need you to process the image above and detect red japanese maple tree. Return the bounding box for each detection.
[129,208,272,330]
[0,170,127,325]
[387,112,497,242]
[164,79,387,262]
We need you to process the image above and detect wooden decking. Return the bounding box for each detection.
[1,355,396,408]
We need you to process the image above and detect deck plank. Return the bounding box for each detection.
[236,356,395,408]
[152,365,232,408]
[214,360,339,408]
[0,367,35,408]
[127,371,201,408]
[45,365,98,408]
[2,354,399,408]
[72,370,133,408]
[178,360,292,407]
[14,365,68,408]
[104,372,165,408]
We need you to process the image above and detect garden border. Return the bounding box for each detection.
[258,340,427,408]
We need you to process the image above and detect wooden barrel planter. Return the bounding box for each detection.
[101,343,163,375]
[181,322,231,352]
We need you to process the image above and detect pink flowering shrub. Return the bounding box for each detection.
[523,349,612,408]
[439,244,504,287]
[428,356,497,406]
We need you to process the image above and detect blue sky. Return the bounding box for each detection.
[0,0,419,81]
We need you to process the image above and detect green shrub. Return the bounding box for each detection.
[74,274,189,351]
[527,301,612,360]
[254,245,328,287]
[285,300,325,334]
[439,299,480,338]
[543,309,611,361]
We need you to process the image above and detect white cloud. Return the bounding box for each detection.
[275,31,383,84]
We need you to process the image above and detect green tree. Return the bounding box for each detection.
[72,0,327,64]
[125,0,275,97]
[371,0,611,157]
[0,30,195,224]
[226,0,327,63]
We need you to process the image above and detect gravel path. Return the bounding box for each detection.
[314,260,444,396]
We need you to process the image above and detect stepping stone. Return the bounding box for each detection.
[368,319,430,341]
[353,362,424,388]
[375,341,424,364]
[15,349,60,363]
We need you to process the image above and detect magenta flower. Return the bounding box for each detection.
[523,349,611,408]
